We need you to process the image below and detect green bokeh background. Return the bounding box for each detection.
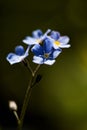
[0,0,87,129]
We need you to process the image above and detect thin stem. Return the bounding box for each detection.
[26,59,34,76]
[13,111,20,125]
[33,64,41,76]
[22,59,34,76]
[18,64,41,130]
[18,77,33,130]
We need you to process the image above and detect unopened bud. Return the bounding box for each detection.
[35,74,42,83]
[9,101,17,111]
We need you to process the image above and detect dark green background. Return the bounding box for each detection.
[0,0,87,129]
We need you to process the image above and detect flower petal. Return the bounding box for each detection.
[52,49,62,59]
[15,45,25,56]
[31,44,43,56]
[40,29,51,41]
[59,44,71,48]
[6,46,29,65]
[22,36,38,45]
[58,36,70,44]
[6,53,23,65]
[32,29,43,38]
[43,38,53,53]
[50,31,60,40]
[33,56,43,64]
[44,59,55,65]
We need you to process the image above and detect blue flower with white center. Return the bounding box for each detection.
[47,31,70,49]
[31,38,62,65]
[6,45,30,65]
[22,29,51,45]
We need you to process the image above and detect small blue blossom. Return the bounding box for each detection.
[22,29,51,45]
[31,38,62,65]
[6,45,30,65]
[47,31,70,49]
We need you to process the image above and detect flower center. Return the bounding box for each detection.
[44,53,49,59]
[36,39,42,44]
[54,41,60,46]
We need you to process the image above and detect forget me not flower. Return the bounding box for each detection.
[22,29,51,45]
[31,38,62,65]
[47,31,70,49]
[6,45,30,65]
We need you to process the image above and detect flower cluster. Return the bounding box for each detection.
[6,29,70,65]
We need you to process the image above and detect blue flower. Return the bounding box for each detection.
[22,29,51,45]
[31,38,62,65]
[47,31,70,49]
[6,45,30,65]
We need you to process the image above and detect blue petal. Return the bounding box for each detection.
[50,31,60,40]
[32,29,43,38]
[52,49,62,59]
[33,56,43,64]
[31,44,43,56]
[6,46,29,65]
[15,45,25,56]
[6,53,21,65]
[22,36,38,45]
[44,59,55,65]
[58,36,70,44]
[43,38,53,53]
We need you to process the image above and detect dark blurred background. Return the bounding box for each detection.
[0,0,87,129]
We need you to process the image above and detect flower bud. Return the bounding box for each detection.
[9,101,17,111]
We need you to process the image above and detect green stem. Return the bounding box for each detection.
[18,64,40,130]
[22,59,34,76]
[18,76,33,130]
[33,64,40,76]
[25,59,34,76]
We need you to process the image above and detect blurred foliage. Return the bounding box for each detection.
[0,0,87,129]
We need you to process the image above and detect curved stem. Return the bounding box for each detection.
[18,64,41,130]
[13,111,20,125]
[18,76,34,130]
